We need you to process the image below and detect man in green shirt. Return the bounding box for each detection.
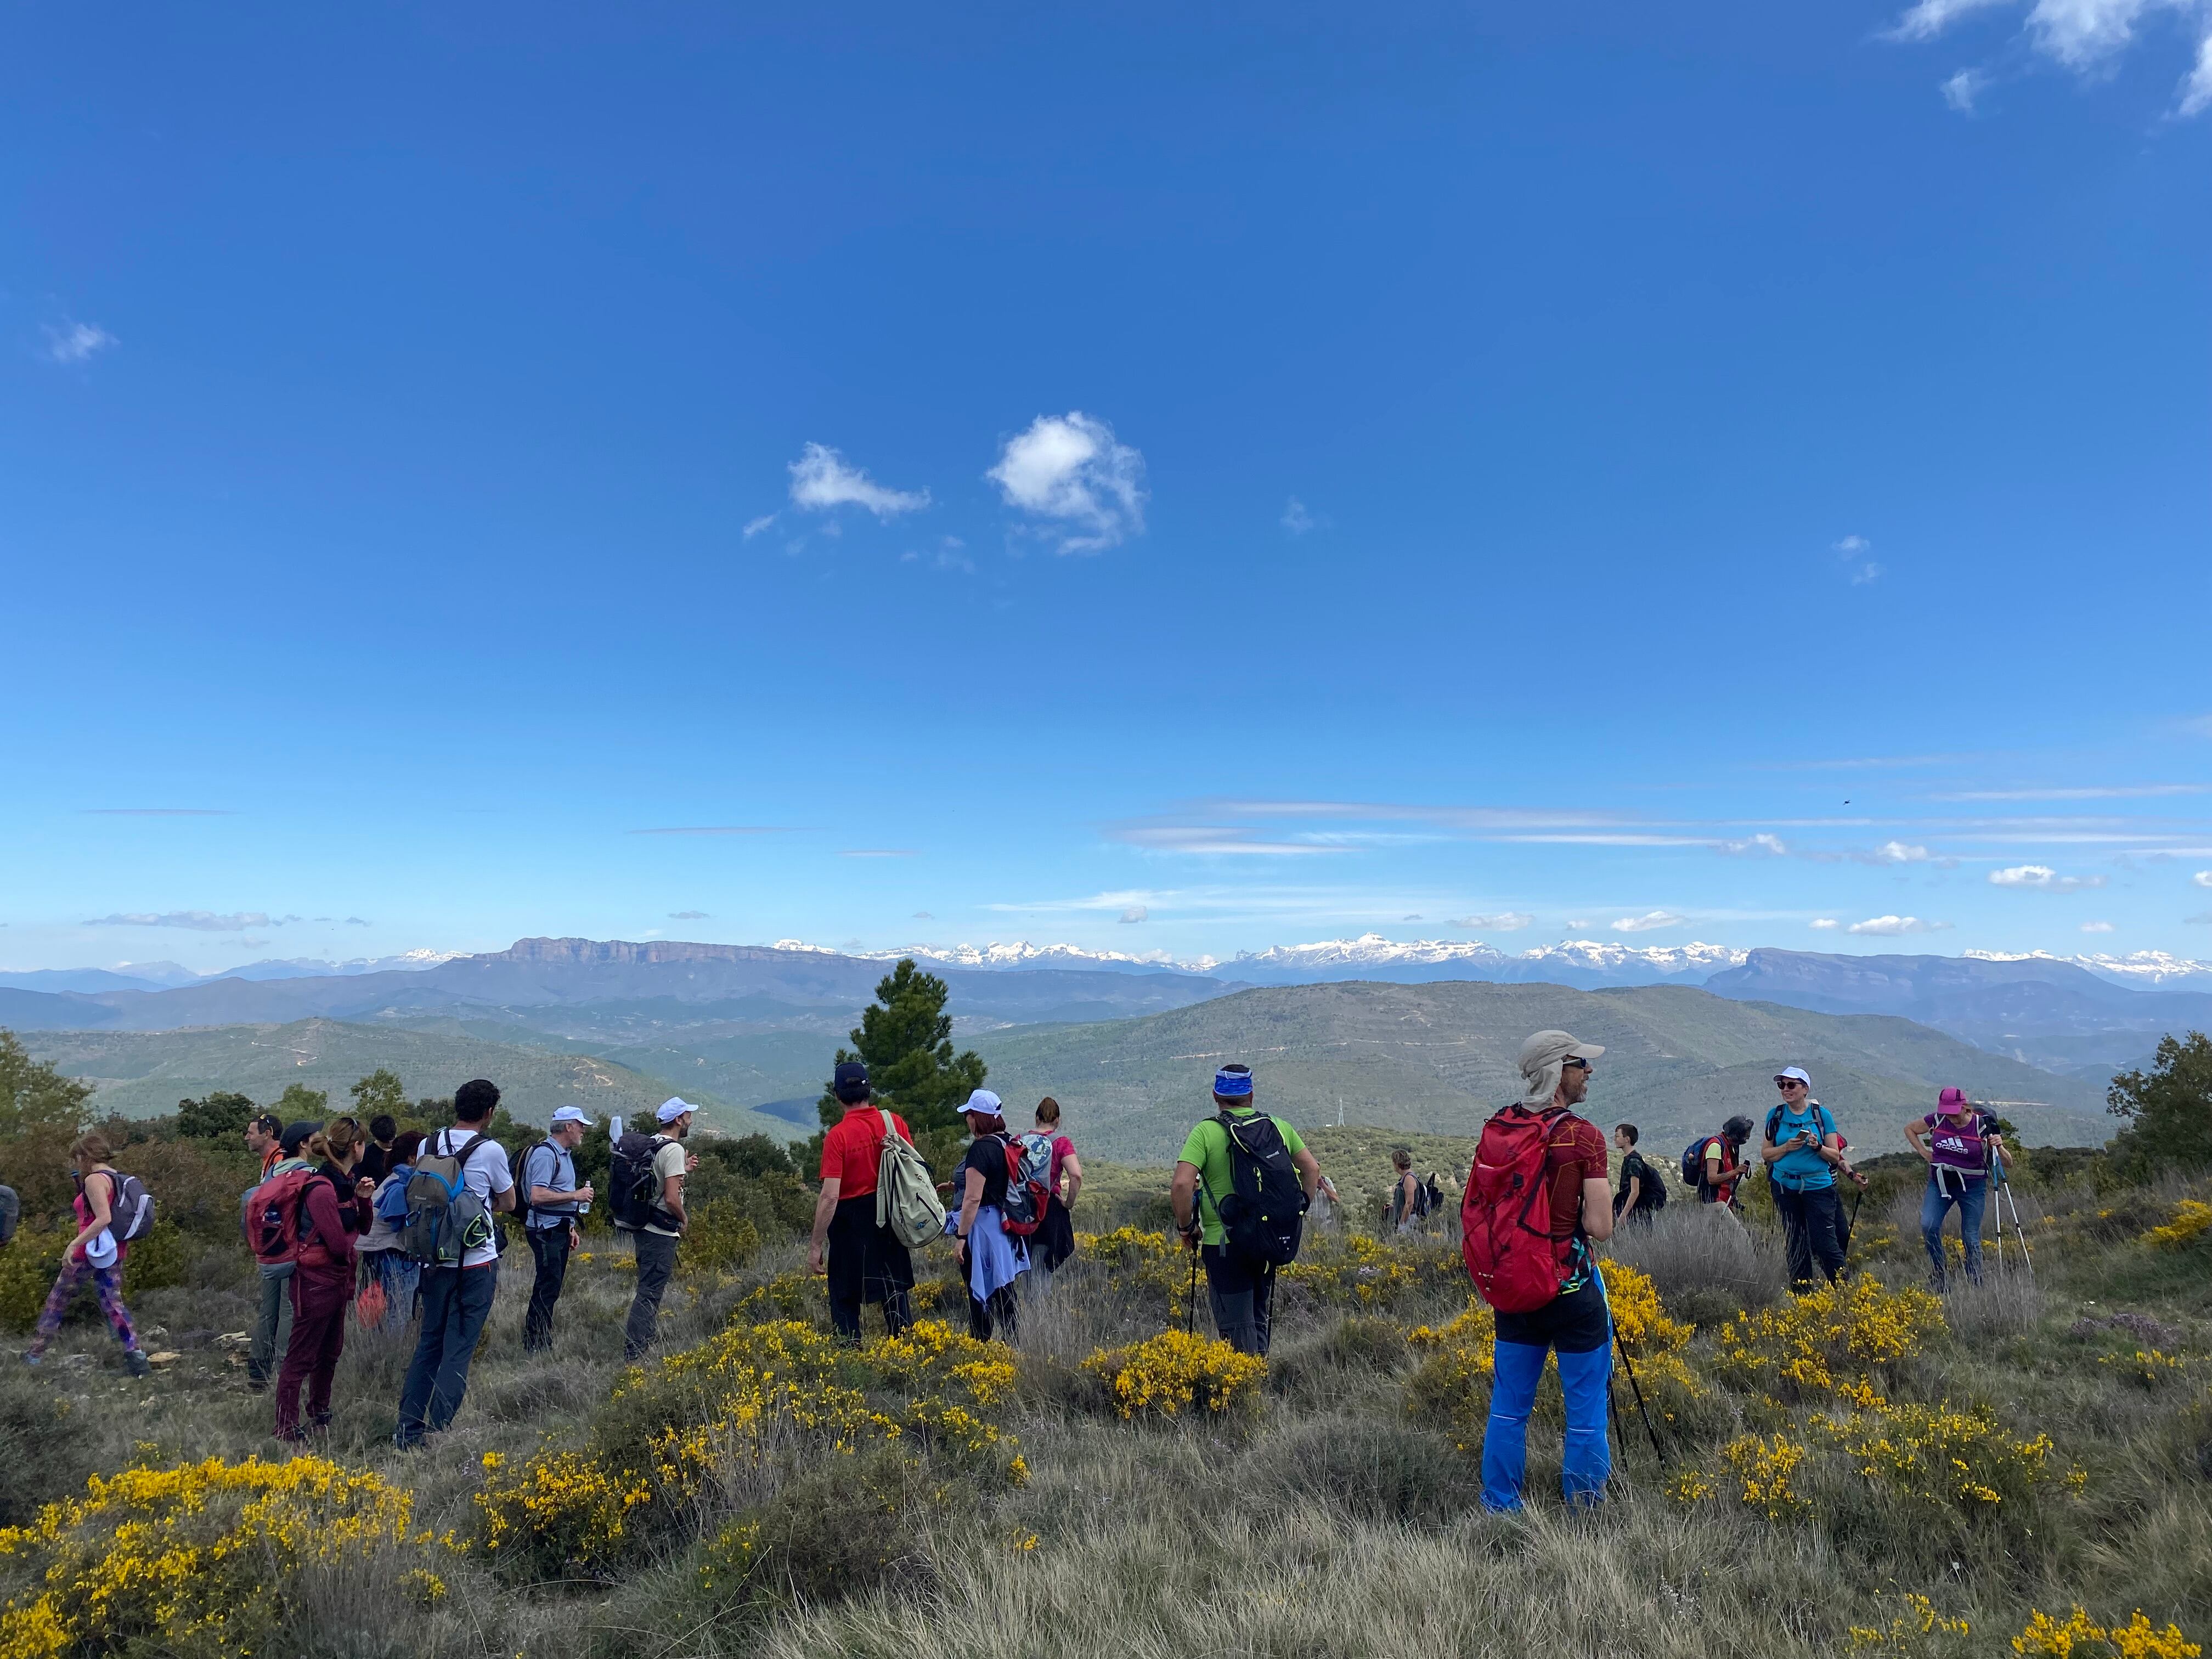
[1169,1063,1320,1356]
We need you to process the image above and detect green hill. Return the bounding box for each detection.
[24,1018,794,1141]
[969,980,2112,1163]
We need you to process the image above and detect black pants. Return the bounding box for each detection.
[968,1283,1019,1342]
[1774,1183,1846,1290]
[1201,1243,1276,1356]
[825,1194,916,1342]
[1036,1195,1076,1273]
[523,1226,572,1351]
[624,1229,678,1360]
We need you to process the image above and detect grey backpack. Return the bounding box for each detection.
[399,1131,496,1266]
[874,1110,946,1249]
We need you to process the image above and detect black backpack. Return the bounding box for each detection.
[1628,1151,1668,1211]
[1208,1111,1307,1268]
[509,1139,556,1231]
[608,1132,671,1229]
[0,1183,18,1245]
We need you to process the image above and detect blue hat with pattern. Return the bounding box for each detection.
[1212,1064,1254,1099]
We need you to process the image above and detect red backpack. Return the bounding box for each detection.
[248,1167,325,1268]
[1461,1105,1574,1314]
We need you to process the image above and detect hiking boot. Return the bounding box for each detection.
[125,1350,151,1380]
[19,1351,41,1369]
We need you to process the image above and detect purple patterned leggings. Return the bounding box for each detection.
[31,1257,140,1354]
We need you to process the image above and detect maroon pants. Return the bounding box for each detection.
[276,1270,350,1437]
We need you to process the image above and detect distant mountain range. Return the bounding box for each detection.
[968,980,2113,1163]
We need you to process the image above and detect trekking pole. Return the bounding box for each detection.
[1184,1235,1199,1336]
[1999,1171,2034,1280]
[1595,1266,1665,1466]
[1839,1187,1864,1280]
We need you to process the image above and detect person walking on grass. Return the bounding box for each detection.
[619,1097,698,1362]
[808,1062,917,1341]
[1697,1114,1756,1211]
[951,1090,1029,1341]
[1169,1064,1319,1358]
[356,1130,425,1333]
[1759,1067,1861,1291]
[1029,1096,1082,1274]
[393,1079,514,1449]
[518,1107,594,1353]
[24,1134,150,1379]
[1908,1087,2005,1289]
[1612,1123,1666,1225]
[275,1119,376,1441]
[245,1119,316,1392]
[1387,1147,1421,1233]
[1466,1031,1615,1513]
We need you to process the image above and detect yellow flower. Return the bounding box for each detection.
[1082,1330,1267,1419]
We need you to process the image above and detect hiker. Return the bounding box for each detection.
[1466,1031,1614,1512]
[357,1115,399,1186]
[1030,1097,1082,1274]
[1692,1115,1756,1210]
[1760,1066,1855,1291]
[1169,1064,1318,1357]
[1387,1148,1422,1233]
[275,1119,376,1440]
[1612,1122,1666,1224]
[24,1134,151,1378]
[519,1106,595,1352]
[393,1079,514,1449]
[355,1129,425,1333]
[0,1183,18,1248]
[1907,1087,2006,1289]
[245,1119,317,1392]
[808,1060,918,1340]
[952,1089,1029,1341]
[616,1097,698,1362]
[245,1111,283,1177]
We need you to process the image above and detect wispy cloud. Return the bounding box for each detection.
[1449,912,1535,932]
[1718,833,1790,856]
[1110,825,1351,857]
[1936,785,2208,801]
[345,917,370,926]
[1858,840,1943,865]
[1281,498,1327,536]
[2188,911,2212,925]
[788,443,929,519]
[668,910,710,919]
[1846,914,1951,935]
[1891,0,2212,118]
[87,910,273,932]
[742,514,778,539]
[629,826,805,836]
[1944,65,1993,109]
[1810,918,1841,930]
[2193,871,2212,888]
[988,412,1146,554]
[1118,905,1148,923]
[81,808,235,816]
[1612,910,1686,933]
[2081,920,2116,933]
[1835,534,1883,585]
[839,849,917,858]
[1989,864,2108,892]
[43,321,116,364]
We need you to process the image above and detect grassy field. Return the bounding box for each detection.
[3,1126,2209,1658]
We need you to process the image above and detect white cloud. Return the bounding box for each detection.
[1450,912,1536,932]
[86,910,270,931]
[1865,840,1937,864]
[43,321,116,364]
[1846,914,1951,935]
[1718,833,1790,856]
[2081,920,2117,932]
[1612,911,1686,933]
[912,911,934,920]
[2194,871,2212,888]
[345,917,370,926]
[1944,65,1993,108]
[668,910,710,919]
[1892,0,2212,118]
[787,443,929,519]
[1111,825,1347,857]
[1989,864,2108,891]
[988,412,1147,554]
[1834,534,1883,584]
[1282,498,1325,535]
[838,849,918,857]
[1119,905,1149,923]
[742,514,778,538]
[1810,918,1841,929]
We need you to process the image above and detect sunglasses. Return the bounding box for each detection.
[1562,1057,1592,1073]
[1776,1079,1806,1090]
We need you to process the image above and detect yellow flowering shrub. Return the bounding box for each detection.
[2013,1607,2201,1657]
[2144,1200,2212,1250]
[1281,1233,1463,1310]
[1849,1593,1972,1652]
[726,1269,816,1323]
[0,1455,415,1657]
[1079,1227,1189,1302]
[1812,1401,2067,1516]
[1404,1300,1502,1452]
[2100,1348,2187,1388]
[475,1449,653,1576]
[1082,1329,1267,1419]
[1724,1432,1811,1521]
[1716,1276,1944,1403]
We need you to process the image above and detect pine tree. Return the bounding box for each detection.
[816,960,986,1133]
[2107,1031,2212,1178]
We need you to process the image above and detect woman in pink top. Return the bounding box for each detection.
[25,1133,149,1378]
[1032,1097,1084,1273]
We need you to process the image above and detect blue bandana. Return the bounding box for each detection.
[1212,1065,1253,1098]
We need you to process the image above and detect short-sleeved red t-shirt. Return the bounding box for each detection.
[820,1107,912,1200]
[1536,1113,1609,1240]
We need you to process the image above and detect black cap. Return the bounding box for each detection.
[280,1120,319,1155]
[833,1060,870,1103]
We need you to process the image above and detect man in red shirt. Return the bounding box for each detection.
[1477,1029,1616,1512]
[807,1061,918,1341]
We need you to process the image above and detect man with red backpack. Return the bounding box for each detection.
[1463,1030,1616,1513]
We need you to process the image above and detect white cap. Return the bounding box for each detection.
[961,1088,1004,1120]
[656,1097,696,1125]
[549,1106,591,1128]
[1775,1066,1812,1087]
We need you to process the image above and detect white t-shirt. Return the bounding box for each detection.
[644,1137,687,1238]
[430,1127,512,1268]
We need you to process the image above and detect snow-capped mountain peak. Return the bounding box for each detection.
[1965,948,2212,989]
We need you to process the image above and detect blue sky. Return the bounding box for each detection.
[4,1,2210,976]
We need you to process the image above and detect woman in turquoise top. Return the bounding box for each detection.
[1759,1066,1860,1291]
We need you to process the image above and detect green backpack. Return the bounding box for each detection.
[873,1110,945,1249]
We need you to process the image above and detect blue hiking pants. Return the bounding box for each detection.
[1480,1335,1613,1511]
[1921,1175,1987,1287]
[395,1263,498,1446]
